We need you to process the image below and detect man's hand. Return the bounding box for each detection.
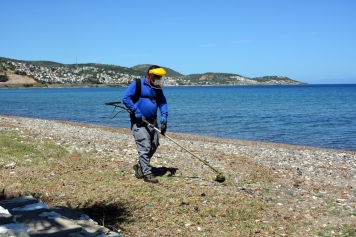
[135,110,143,124]
[160,122,167,135]
[161,115,167,124]
[160,115,167,135]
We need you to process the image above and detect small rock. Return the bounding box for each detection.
[180,200,189,205]
[5,162,16,169]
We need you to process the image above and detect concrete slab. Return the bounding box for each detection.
[0,214,14,225]
[20,216,82,237]
[0,196,36,205]
[0,206,10,215]
[0,198,39,211]
[50,206,85,220]
[12,202,48,212]
[0,223,30,237]
[0,196,122,236]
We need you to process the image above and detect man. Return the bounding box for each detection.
[122,65,168,183]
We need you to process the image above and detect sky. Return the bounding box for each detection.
[1,0,356,84]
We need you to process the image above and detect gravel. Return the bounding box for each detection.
[1,115,356,234]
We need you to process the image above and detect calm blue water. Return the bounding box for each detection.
[1,85,355,151]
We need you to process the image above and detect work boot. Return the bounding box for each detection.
[144,173,158,183]
[133,164,143,179]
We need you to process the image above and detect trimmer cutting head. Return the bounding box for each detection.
[215,173,226,183]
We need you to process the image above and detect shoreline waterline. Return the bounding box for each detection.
[1,114,356,192]
[0,85,356,151]
[1,85,355,151]
[1,114,355,154]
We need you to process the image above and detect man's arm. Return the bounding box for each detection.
[157,90,168,117]
[122,81,138,112]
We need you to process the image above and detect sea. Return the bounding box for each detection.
[0,84,355,151]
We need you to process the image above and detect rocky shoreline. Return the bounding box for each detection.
[1,115,355,235]
[2,115,354,187]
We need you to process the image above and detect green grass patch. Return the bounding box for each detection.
[1,128,354,236]
[0,131,69,168]
[317,224,356,237]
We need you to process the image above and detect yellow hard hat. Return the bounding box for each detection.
[149,67,166,77]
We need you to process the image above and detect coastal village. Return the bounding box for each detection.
[1,59,303,86]
[0,60,180,86]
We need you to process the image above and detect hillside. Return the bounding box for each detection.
[0,56,306,86]
[183,73,302,85]
[131,64,184,77]
[0,57,180,78]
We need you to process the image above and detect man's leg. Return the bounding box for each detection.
[131,123,153,176]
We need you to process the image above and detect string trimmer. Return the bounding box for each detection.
[105,101,226,183]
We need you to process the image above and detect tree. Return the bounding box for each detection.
[0,73,9,82]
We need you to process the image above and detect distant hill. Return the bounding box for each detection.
[182,72,302,85]
[0,57,182,78]
[70,63,143,77]
[0,57,144,77]
[0,56,305,85]
[0,56,63,67]
[131,64,183,77]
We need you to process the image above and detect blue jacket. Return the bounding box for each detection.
[122,77,168,120]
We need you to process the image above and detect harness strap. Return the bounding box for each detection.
[132,78,141,104]
[132,78,161,103]
[130,78,161,120]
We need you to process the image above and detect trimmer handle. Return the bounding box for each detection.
[105,101,122,107]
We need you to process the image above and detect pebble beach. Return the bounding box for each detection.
[1,115,356,236]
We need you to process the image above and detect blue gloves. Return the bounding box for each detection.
[161,115,167,124]
[160,115,167,135]
[134,110,143,124]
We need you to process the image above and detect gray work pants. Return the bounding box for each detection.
[131,121,159,176]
